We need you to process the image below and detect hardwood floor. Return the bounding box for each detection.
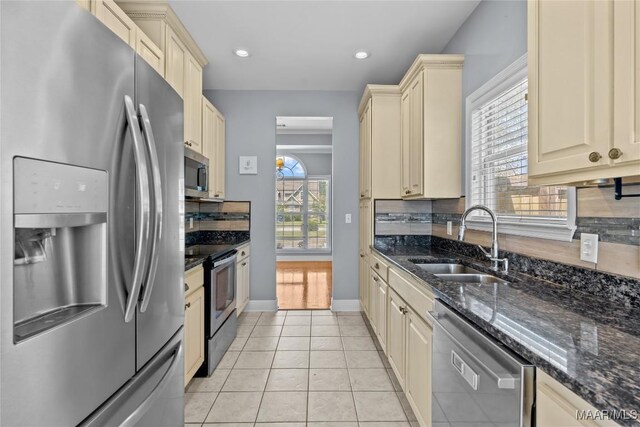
[276,261,332,310]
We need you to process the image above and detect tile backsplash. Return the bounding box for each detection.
[373,184,640,279]
[186,201,250,245]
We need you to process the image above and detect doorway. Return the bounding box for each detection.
[275,116,333,310]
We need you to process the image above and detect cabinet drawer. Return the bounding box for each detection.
[388,267,434,322]
[370,252,389,282]
[184,265,204,296]
[237,243,250,261]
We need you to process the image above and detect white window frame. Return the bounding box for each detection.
[464,54,576,242]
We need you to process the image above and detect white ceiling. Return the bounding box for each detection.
[169,0,480,91]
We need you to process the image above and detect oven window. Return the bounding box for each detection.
[214,265,234,318]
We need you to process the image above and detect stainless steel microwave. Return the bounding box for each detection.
[184,146,209,198]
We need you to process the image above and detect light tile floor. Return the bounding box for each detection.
[185,310,419,427]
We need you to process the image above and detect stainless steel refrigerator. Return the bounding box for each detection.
[1,2,185,425]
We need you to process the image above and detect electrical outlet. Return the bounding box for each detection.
[189,217,194,229]
[447,221,453,235]
[580,233,599,263]
[345,214,352,224]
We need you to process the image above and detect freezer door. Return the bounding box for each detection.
[135,56,185,369]
[0,2,137,426]
[80,328,184,427]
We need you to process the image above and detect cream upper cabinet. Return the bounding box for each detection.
[528,0,640,184]
[387,287,406,389]
[359,99,372,199]
[184,52,203,151]
[399,55,463,199]
[136,29,164,77]
[184,285,204,386]
[212,111,226,199]
[165,25,187,99]
[405,307,433,427]
[359,199,371,256]
[94,0,137,48]
[359,85,402,199]
[202,98,226,199]
[537,369,620,427]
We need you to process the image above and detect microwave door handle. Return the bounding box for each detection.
[123,95,152,323]
[138,103,163,313]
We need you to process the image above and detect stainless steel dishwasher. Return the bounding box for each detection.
[427,300,535,427]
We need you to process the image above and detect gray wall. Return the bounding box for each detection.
[276,134,332,146]
[440,0,527,194]
[205,90,360,302]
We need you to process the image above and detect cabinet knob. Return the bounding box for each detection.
[185,302,191,309]
[214,194,220,198]
[400,306,407,314]
[241,251,245,256]
[360,254,365,258]
[185,141,192,147]
[405,190,411,195]
[184,283,189,292]
[373,276,379,282]
[588,152,602,162]
[608,148,623,160]
[375,263,380,269]
[242,262,247,266]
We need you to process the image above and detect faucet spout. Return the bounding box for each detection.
[457,204,508,273]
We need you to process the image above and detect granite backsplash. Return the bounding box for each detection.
[186,200,250,245]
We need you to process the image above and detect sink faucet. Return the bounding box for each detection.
[458,205,508,273]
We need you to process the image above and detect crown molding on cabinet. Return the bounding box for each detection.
[358,84,401,116]
[116,1,208,66]
[398,54,464,91]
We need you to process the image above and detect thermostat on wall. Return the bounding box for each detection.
[239,156,258,174]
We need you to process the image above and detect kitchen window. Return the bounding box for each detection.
[465,55,576,241]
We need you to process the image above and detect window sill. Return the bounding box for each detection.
[465,218,577,242]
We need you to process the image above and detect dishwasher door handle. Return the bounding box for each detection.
[427,310,516,390]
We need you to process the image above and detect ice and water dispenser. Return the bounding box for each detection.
[13,157,108,342]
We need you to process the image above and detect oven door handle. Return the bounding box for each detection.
[426,310,516,389]
[213,254,237,269]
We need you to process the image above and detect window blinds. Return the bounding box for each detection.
[470,77,568,220]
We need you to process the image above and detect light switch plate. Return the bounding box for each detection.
[239,156,258,174]
[580,233,599,263]
[345,213,352,224]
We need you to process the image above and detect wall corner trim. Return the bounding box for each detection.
[330,299,361,312]
[245,300,278,312]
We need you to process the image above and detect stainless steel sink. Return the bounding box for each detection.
[415,263,482,275]
[434,273,509,285]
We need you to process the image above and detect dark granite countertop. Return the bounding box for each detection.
[184,240,250,271]
[372,243,640,426]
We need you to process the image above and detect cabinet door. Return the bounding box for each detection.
[359,256,369,314]
[387,288,406,388]
[235,258,244,316]
[184,52,203,151]
[359,199,371,256]
[405,308,432,427]
[94,0,136,48]
[409,73,424,196]
[213,112,226,198]
[375,278,387,353]
[136,29,164,77]
[400,90,412,196]
[368,270,378,333]
[184,286,204,386]
[359,99,372,199]
[613,0,640,166]
[528,0,613,177]
[165,26,186,99]
[201,97,217,197]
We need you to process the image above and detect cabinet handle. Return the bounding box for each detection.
[214,194,220,197]
[375,263,380,269]
[608,148,623,160]
[185,302,191,309]
[184,283,189,292]
[360,193,365,198]
[405,190,411,195]
[185,141,192,147]
[373,276,379,282]
[399,306,407,314]
[588,152,602,162]
[360,254,365,258]
[241,251,245,256]
[242,262,247,266]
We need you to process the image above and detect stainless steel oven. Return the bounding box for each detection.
[198,250,238,377]
[184,146,208,199]
[427,300,535,427]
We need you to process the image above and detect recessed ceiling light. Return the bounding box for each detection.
[234,49,250,58]
[354,50,369,60]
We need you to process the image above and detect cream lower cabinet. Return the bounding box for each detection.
[235,243,251,315]
[359,255,369,315]
[369,269,388,353]
[359,199,372,314]
[537,370,620,427]
[367,269,378,335]
[386,268,434,427]
[184,265,205,386]
[528,0,640,184]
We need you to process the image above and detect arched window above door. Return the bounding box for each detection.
[277,155,307,179]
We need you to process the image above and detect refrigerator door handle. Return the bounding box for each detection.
[123,95,152,323]
[120,341,182,427]
[137,103,163,313]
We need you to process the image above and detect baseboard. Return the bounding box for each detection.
[245,300,278,312]
[330,299,361,311]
